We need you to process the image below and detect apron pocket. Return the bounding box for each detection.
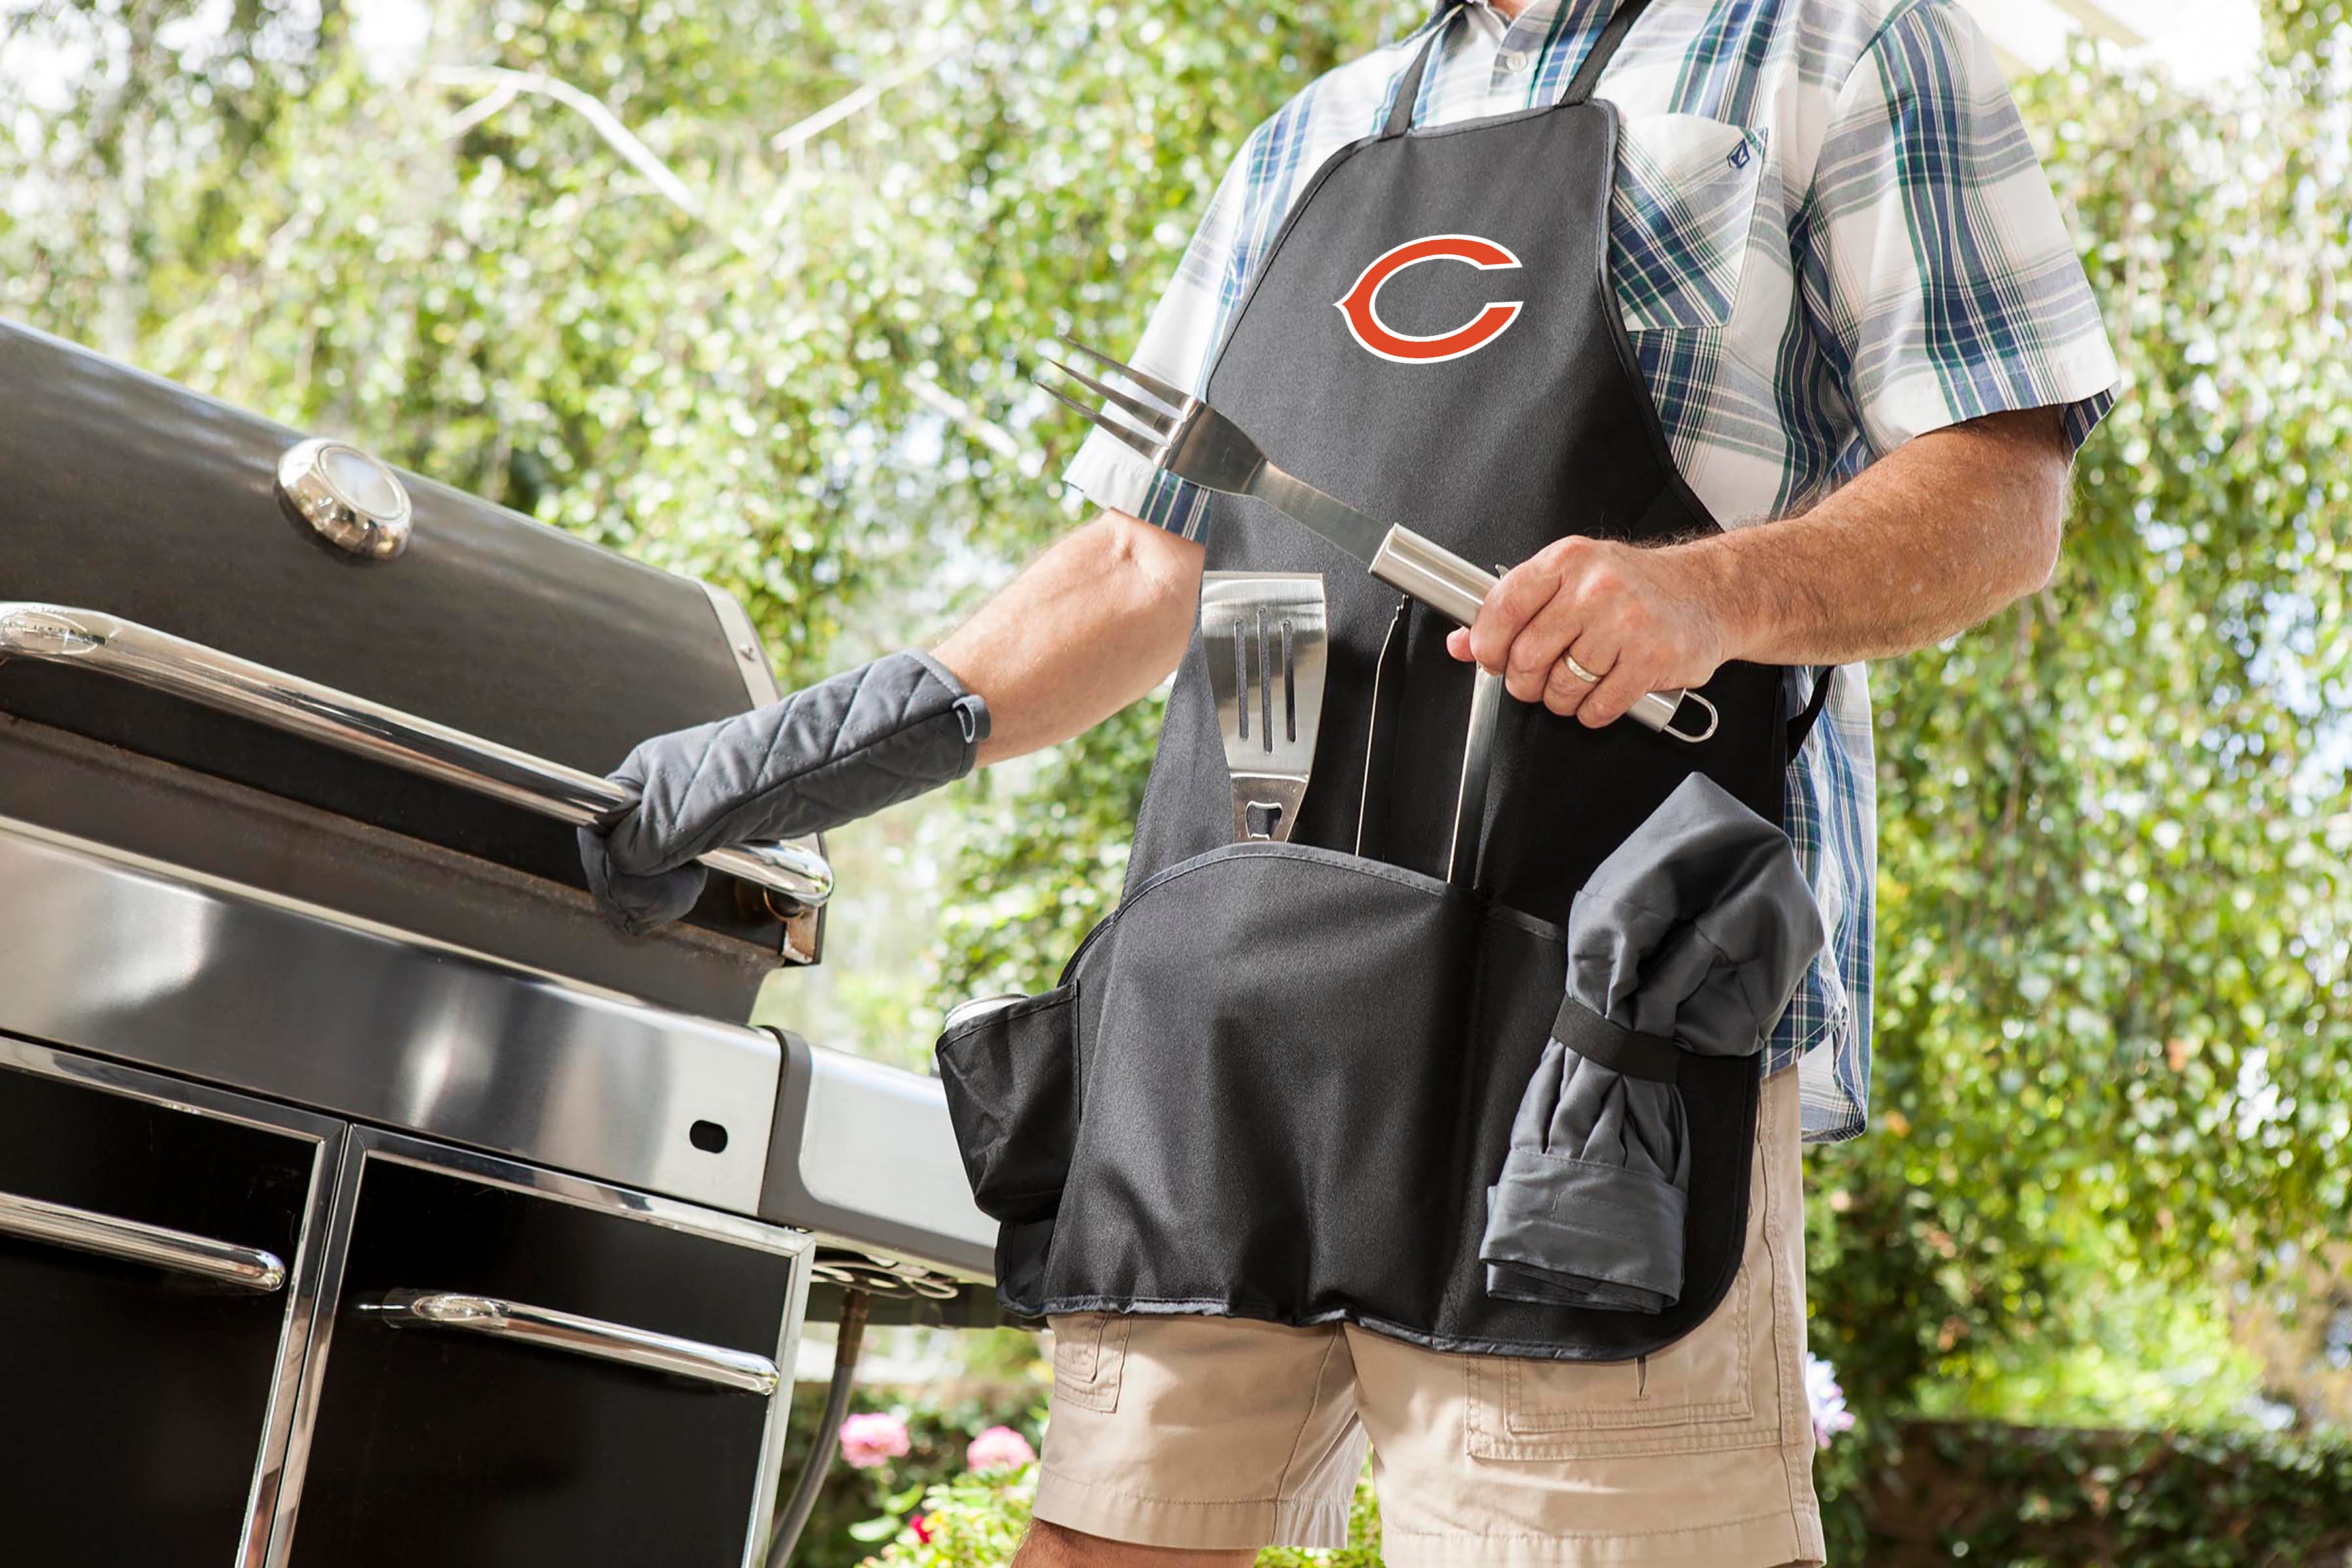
[1004,841,1760,1363]
[936,985,1080,1224]
[1043,843,1505,1325]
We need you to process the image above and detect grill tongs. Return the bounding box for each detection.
[1038,341,1717,744]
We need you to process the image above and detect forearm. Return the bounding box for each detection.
[931,510,1204,764]
[1673,408,2072,667]
[1453,406,2076,725]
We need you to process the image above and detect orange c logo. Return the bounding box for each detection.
[1333,234,1525,363]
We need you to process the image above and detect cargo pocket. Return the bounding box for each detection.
[1049,1311,1132,1414]
[1465,1256,1776,1460]
[935,985,1079,1223]
[1610,113,1769,332]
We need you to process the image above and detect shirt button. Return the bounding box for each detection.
[1503,48,1532,73]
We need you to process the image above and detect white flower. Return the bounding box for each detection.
[1805,1352,1855,1449]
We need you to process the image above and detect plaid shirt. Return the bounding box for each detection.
[1064,0,2119,1143]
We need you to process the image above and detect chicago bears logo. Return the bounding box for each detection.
[1333,234,1524,363]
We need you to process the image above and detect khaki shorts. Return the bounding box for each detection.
[1032,1063,1824,1568]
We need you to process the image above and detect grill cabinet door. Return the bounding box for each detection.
[282,1134,805,1568]
[0,1040,339,1567]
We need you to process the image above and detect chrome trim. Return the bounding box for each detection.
[694,579,827,960]
[274,437,413,561]
[263,1127,813,1568]
[367,1289,778,1394]
[747,1229,815,1568]
[696,579,784,707]
[0,716,779,1021]
[364,1134,809,1257]
[0,1039,345,1568]
[760,1030,996,1280]
[262,1129,366,1568]
[242,1123,345,1568]
[0,1189,285,1290]
[0,602,834,909]
[0,817,783,1213]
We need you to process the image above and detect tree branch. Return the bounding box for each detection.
[430,65,704,218]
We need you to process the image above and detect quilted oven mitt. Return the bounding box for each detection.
[578,650,988,933]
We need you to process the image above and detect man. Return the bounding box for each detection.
[583,1,2117,1563]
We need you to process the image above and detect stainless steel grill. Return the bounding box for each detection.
[0,318,995,1568]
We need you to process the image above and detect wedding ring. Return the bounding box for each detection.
[1562,652,1602,685]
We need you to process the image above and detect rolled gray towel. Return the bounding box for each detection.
[1481,773,1823,1312]
[578,649,990,933]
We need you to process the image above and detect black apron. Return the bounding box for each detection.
[940,0,1826,1360]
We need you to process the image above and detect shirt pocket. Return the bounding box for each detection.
[1610,113,1770,333]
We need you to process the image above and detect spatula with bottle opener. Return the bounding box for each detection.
[1201,572,1328,843]
[1038,340,1717,744]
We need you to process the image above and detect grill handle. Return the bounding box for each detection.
[365,1288,780,1395]
[0,602,833,912]
[0,1189,287,1291]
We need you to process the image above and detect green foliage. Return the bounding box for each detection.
[934,696,1162,999]
[1844,1418,2352,1566]
[855,1461,1386,1568]
[774,1370,1045,1568]
[858,1464,1037,1568]
[848,1419,2352,1567]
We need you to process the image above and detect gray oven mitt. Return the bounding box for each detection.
[577,650,989,934]
[1480,773,1823,1313]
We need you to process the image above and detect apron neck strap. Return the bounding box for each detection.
[1562,0,1657,104]
[1382,3,1465,139]
[1384,0,1659,139]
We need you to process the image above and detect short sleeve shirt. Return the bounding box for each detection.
[1061,0,2121,1143]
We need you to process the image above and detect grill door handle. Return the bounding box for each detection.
[0,1190,288,1292]
[366,1289,779,1395]
[0,602,832,911]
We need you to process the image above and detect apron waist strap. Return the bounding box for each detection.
[1552,998,1683,1083]
[1787,664,1837,756]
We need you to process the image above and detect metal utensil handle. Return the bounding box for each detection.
[0,1189,287,1292]
[0,602,834,909]
[367,1288,779,1395]
[1365,529,1719,744]
[1446,668,1504,887]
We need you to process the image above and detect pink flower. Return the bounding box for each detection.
[911,1513,935,1544]
[965,1424,1037,1473]
[838,1411,911,1469]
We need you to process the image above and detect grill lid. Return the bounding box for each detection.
[0,318,826,1001]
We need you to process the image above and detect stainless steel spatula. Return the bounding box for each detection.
[1201,573,1328,842]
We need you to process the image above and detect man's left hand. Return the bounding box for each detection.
[1445,536,1740,728]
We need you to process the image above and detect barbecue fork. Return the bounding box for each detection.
[1036,340,1716,743]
